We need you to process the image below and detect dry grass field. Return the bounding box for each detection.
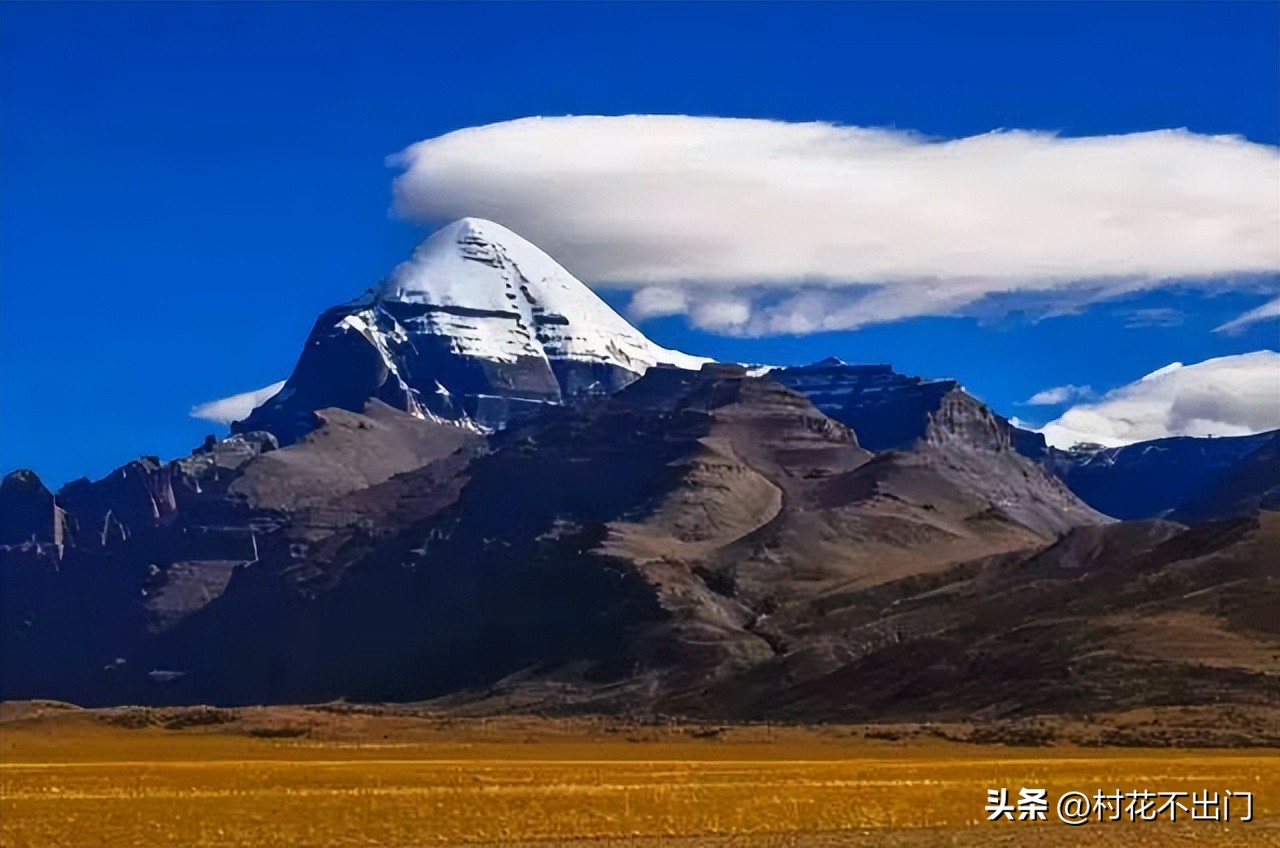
[1,703,1276,848]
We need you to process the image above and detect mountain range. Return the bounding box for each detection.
[2,219,1276,732]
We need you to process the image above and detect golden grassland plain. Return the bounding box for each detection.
[1,703,1276,848]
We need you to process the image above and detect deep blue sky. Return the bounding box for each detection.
[2,2,1277,486]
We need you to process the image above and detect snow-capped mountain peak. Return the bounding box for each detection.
[235,218,711,440]
[380,217,707,371]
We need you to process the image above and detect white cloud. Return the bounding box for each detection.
[1215,296,1280,334]
[190,380,286,425]
[1037,351,1280,448]
[1023,384,1095,406]
[390,116,1279,335]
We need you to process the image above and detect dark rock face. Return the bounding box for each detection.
[1006,424,1049,458]
[0,402,485,704]
[773,359,1046,455]
[910,390,1106,537]
[235,299,673,443]
[774,360,1104,536]
[58,459,180,546]
[236,304,437,444]
[1044,430,1279,521]
[773,361,959,451]
[1171,432,1280,522]
[0,470,65,548]
[775,359,1277,524]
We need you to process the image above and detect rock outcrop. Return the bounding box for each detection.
[0,470,66,549]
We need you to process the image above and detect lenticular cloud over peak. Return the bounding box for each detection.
[390,115,1280,335]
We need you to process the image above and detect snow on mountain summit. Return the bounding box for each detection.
[235,218,711,440]
[381,217,708,371]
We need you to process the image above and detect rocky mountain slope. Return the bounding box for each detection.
[671,512,1278,725]
[773,358,1279,523]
